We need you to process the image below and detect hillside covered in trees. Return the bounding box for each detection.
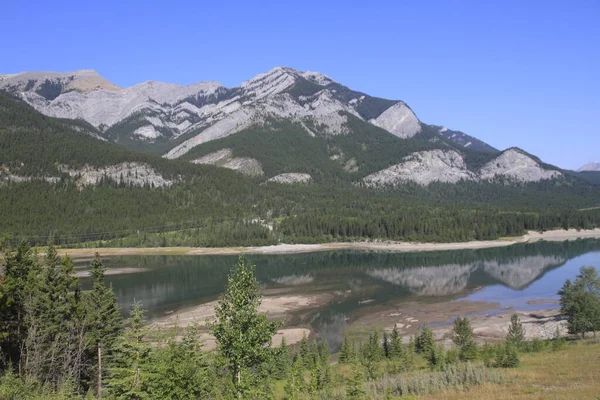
[1,91,600,247]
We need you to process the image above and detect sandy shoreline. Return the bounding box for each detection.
[58,228,600,259]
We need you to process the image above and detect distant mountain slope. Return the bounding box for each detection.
[432,125,498,153]
[578,162,600,172]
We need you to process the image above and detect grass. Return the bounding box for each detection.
[421,341,600,399]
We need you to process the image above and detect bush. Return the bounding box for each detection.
[366,363,504,397]
[494,344,520,368]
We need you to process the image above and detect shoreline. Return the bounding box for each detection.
[58,228,600,259]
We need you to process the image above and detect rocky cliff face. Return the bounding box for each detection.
[0,67,421,156]
[363,148,562,187]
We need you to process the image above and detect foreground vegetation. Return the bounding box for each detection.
[1,244,599,399]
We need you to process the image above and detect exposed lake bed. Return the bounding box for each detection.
[74,238,600,350]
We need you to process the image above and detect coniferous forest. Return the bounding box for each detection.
[1,91,599,248]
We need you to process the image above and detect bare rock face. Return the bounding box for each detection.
[578,162,600,172]
[369,102,421,139]
[2,66,424,159]
[266,173,312,184]
[58,163,173,188]
[479,149,562,182]
[363,149,476,187]
[192,148,264,177]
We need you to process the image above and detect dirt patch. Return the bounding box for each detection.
[75,267,149,278]
[153,293,333,328]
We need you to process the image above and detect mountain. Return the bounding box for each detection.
[432,125,498,153]
[578,162,600,172]
[1,89,599,246]
[1,67,564,186]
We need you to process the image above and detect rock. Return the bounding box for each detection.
[266,173,312,184]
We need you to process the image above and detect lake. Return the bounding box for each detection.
[77,239,600,347]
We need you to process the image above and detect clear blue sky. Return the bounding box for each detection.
[2,0,598,170]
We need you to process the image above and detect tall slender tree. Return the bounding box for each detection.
[84,253,123,397]
[208,255,278,397]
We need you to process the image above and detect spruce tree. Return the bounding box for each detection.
[284,357,304,400]
[84,253,123,397]
[274,336,291,379]
[338,335,355,364]
[107,302,151,399]
[415,326,434,356]
[506,313,525,348]
[346,364,367,400]
[452,317,477,361]
[208,255,278,397]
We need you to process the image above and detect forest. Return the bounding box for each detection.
[1,90,600,248]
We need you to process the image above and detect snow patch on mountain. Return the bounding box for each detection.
[369,102,421,138]
[479,149,562,182]
[266,173,312,184]
[363,150,476,187]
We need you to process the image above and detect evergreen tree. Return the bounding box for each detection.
[145,324,212,399]
[284,357,304,400]
[84,253,123,397]
[338,335,355,364]
[506,313,525,348]
[107,302,151,399]
[274,337,291,379]
[382,332,390,359]
[415,326,434,356]
[452,316,477,360]
[495,343,520,368]
[24,247,84,387]
[389,327,405,361]
[0,242,39,369]
[346,364,367,400]
[428,344,446,370]
[208,255,278,397]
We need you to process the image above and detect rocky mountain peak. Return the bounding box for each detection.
[578,162,600,172]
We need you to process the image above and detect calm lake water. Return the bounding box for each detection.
[78,239,600,346]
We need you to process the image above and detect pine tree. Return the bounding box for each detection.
[24,247,83,387]
[107,302,151,399]
[428,344,446,370]
[415,326,434,356]
[84,253,123,397]
[0,242,39,369]
[382,332,390,359]
[389,327,405,360]
[338,335,355,364]
[284,357,304,400]
[207,255,278,397]
[452,316,477,360]
[346,364,367,400]
[298,334,310,369]
[274,336,291,379]
[506,313,525,348]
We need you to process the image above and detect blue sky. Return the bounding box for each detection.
[1,0,598,169]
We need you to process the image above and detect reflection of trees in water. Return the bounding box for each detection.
[367,264,475,296]
[367,254,568,295]
[95,239,600,313]
[314,313,347,352]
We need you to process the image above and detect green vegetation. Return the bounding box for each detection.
[2,90,600,248]
[558,266,600,337]
[1,249,600,398]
